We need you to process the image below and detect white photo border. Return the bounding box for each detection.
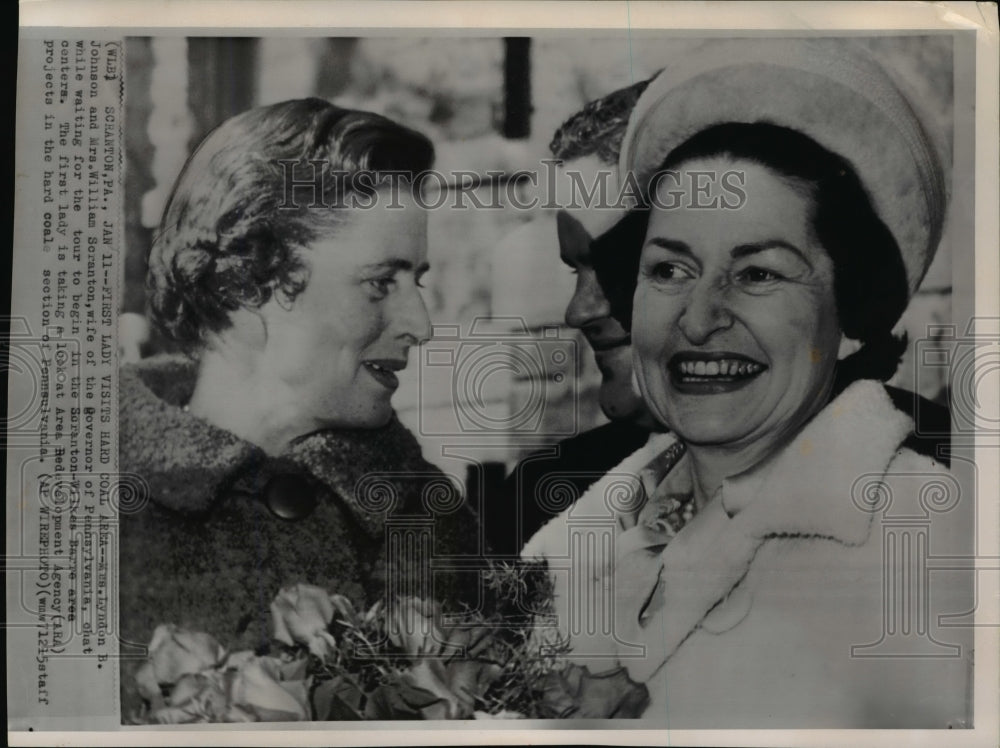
[12,2,1000,747]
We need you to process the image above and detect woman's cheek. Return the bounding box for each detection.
[635,359,671,428]
[640,294,683,359]
[730,290,813,344]
[630,330,662,394]
[631,284,663,349]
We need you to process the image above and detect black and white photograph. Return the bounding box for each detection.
[7,2,999,745]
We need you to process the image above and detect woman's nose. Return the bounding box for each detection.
[564,271,612,330]
[397,284,433,346]
[677,279,733,344]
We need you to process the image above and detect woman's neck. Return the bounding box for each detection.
[186,348,313,456]
[683,382,837,511]
[683,437,786,512]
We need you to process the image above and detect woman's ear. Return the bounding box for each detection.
[837,334,863,361]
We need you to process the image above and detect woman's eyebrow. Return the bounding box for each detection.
[645,237,692,255]
[362,259,431,274]
[732,240,813,268]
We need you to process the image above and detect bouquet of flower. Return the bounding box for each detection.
[131,561,649,723]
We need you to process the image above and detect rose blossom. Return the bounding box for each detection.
[228,655,311,722]
[387,596,443,657]
[149,671,229,724]
[135,624,226,703]
[270,583,340,659]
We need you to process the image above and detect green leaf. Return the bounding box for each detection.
[363,682,444,720]
[397,679,446,710]
[564,664,651,719]
[536,670,577,719]
[312,677,364,721]
[278,656,309,682]
[443,659,502,711]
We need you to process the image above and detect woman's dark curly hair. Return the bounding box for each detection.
[592,122,910,390]
[147,98,434,351]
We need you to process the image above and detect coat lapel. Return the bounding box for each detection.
[731,379,914,543]
[521,431,674,562]
[120,355,437,539]
[635,380,913,682]
[527,381,915,684]
[120,357,262,515]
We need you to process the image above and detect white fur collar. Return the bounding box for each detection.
[522,380,914,681]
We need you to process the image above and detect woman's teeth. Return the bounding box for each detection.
[678,360,763,377]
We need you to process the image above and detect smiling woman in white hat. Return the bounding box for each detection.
[522,38,970,728]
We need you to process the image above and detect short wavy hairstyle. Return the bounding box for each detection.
[548,78,652,165]
[147,97,434,351]
[592,122,910,389]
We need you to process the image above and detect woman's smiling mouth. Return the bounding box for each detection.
[668,352,767,394]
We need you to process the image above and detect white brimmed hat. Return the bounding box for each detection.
[619,38,947,296]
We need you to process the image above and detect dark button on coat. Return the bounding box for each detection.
[118,355,482,719]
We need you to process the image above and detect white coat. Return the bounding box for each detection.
[523,381,973,727]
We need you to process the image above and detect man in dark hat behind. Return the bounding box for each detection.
[485,79,660,556]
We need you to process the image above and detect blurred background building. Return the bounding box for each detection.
[122,34,955,487]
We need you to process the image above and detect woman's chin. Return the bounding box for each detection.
[663,402,760,447]
[672,424,755,447]
[656,384,761,435]
[360,406,395,429]
[320,402,395,431]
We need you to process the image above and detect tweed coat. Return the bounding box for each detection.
[119,355,482,717]
[523,381,973,727]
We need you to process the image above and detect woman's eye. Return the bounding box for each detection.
[737,266,784,283]
[647,261,692,282]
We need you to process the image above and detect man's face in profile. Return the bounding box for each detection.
[555,156,648,424]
